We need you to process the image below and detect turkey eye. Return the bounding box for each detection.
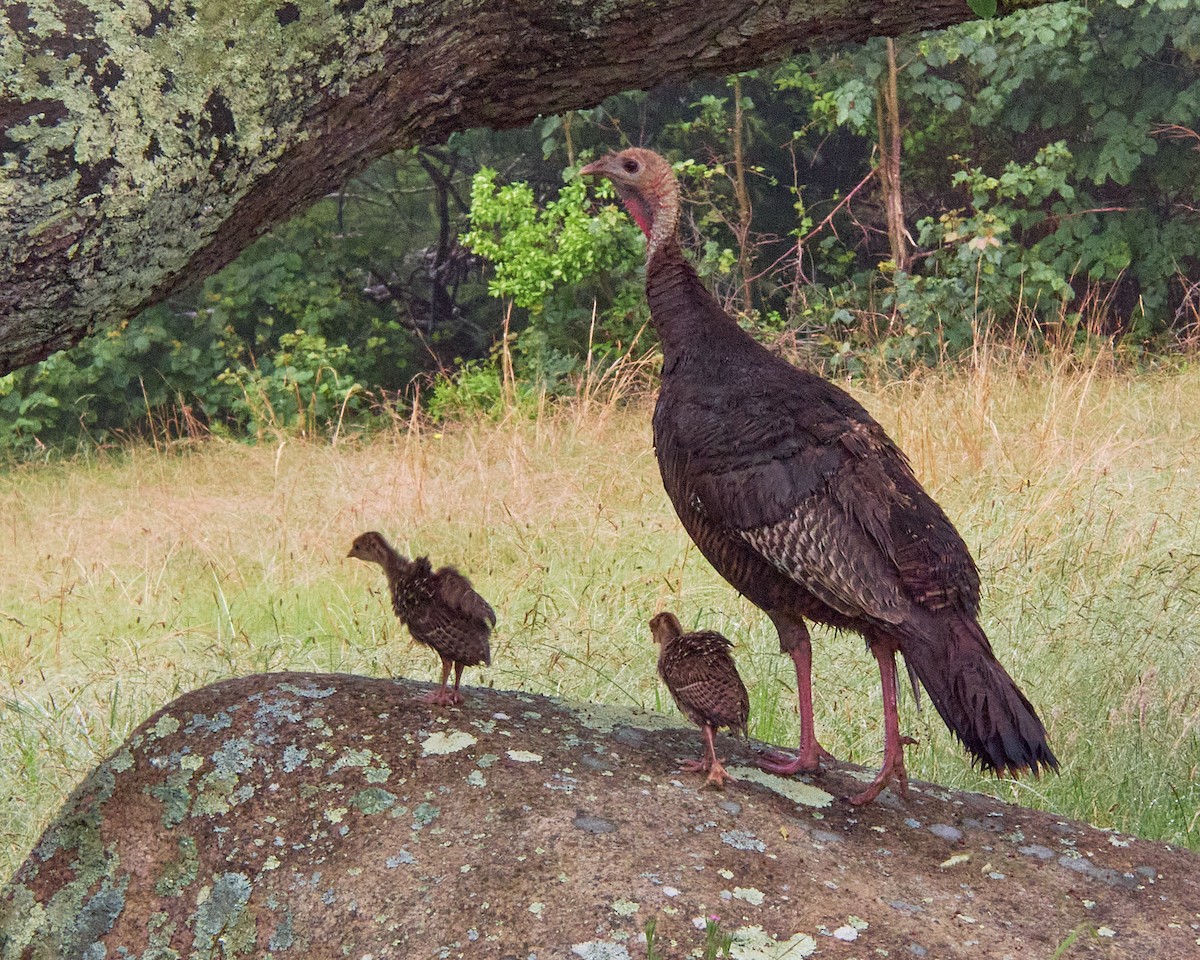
[622,158,639,174]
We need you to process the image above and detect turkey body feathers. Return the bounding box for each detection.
[650,258,981,622]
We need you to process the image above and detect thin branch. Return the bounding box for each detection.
[748,167,877,284]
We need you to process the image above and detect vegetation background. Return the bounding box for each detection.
[3,0,1200,877]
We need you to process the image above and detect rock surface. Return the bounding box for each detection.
[2,672,1197,958]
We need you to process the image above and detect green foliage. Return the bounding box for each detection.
[892,142,1078,355]
[424,357,541,421]
[761,0,1200,362]
[215,330,364,439]
[904,0,1200,323]
[0,306,233,456]
[461,171,638,312]
[703,916,735,958]
[459,167,647,397]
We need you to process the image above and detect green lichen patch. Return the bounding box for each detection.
[276,681,335,699]
[185,710,235,735]
[729,926,817,958]
[268,909,296,950]
[192,872,255,957]
[411,802,440,830]
[150,778,194,829]
[726,767,833,808]
[108,747,134,775]
[421,730,478,756]
[350,787,398,815]
[151,714,181,739]
[281,744,309,773]
[155,836,199,897]
[571,942,632,960]
[570,700,684,735]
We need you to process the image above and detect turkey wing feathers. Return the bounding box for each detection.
[433,567,497,627]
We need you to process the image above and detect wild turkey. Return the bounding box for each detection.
[582,148,1058,804]
[650,611,750,788]
[348,531,495,706]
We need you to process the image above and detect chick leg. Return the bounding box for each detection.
[680,725,737,788]
[423,656,462,706]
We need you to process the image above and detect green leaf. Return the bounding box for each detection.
[967,0,997,18]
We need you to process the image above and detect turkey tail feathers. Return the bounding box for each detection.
[903,616,1058,778]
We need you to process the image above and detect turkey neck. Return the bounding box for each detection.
[646,238,753,374]
[381,550,419,592]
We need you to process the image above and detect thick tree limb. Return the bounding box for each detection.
[0,0,1045,374]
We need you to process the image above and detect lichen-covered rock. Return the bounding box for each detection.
[2,672,1198,957]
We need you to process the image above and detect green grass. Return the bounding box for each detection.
[3,350,1200,880]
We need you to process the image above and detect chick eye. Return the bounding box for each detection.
[622,158,640,174]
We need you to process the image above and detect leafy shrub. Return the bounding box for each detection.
[459,166,648,395]
[215,330,364,439]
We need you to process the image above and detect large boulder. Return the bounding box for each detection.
[2,672,1197,958]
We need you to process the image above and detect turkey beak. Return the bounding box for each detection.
[579,157,610,179]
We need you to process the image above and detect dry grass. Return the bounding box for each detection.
[3,348,1200,880]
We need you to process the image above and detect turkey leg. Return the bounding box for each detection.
[424,656,463,706]
[848,642,915,805]
[758,622,837,774]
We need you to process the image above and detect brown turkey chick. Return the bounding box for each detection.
[650,611,750,788]
[348,531,495,706]
[584,149,1057,804]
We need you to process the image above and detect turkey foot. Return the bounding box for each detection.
[847,734,916,805]
[678,725,738,788]
[756,739,836,775]
[678,756,738,789]
[423,659,465,706]
[422,686,463,706]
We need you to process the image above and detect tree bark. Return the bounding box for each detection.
[0,0,1044,374]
